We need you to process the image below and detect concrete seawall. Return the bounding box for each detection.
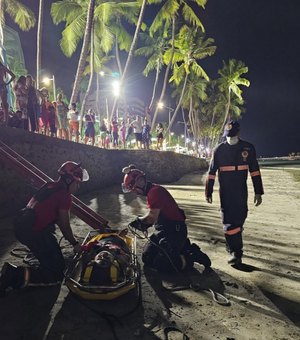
[0,127,208,217]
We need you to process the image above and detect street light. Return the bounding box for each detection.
[157,102,174,147]
[99,71,121,120]
[42,75,56,101]
[112,80,120,97]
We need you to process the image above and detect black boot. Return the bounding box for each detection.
[187,244,212,268]
[0,262,24,295]
[227,252,242,266]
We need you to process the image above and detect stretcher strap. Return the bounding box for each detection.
[163,283,230,306]
[82,265,93,284]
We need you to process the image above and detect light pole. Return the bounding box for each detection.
[157,102,174,147]
[42,75,56,101]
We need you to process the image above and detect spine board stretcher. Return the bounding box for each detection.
[65,230,138,300]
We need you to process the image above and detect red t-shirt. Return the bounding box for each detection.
[147,184,185,222]
[30,185,72,232]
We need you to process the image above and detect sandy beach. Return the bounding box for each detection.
[0,166,299,340]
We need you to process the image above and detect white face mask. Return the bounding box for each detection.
[226,136,239,145]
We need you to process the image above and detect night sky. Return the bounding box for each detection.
[8,0,300,157]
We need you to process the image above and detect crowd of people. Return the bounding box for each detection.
[0,66,166,150]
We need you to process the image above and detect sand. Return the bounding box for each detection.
[0,166,299,340]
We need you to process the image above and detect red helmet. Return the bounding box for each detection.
[122,165,145,193]
[58,161,89,183]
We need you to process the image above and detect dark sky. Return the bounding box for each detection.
[8,0,300,157]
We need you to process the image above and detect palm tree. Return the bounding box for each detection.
[79,22,95,134]
[51,0,141,107]
[172,73,208,145]
[149,0,208,130]
[109,0,150,118]
[135,28,169,111]
[36,0,44,89]
[0,0,35,63]
[217,59,250,132]
[165,25,216,133]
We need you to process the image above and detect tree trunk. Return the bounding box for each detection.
[166,70,189,134]
[36,0,44,89]
[115,39,123,77]
[96,73,100,117]
[70,0,95,104]
[221,87,231,134]
[151,17,176,130]
[148,60,160,111]
[0,0,4,62]
[79,23,94,135]
[110,0,147,118]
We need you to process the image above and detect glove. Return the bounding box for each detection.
[206,196,213,203]
[73,242,82,254]
[254,194,262,206]
[129,217,147,231]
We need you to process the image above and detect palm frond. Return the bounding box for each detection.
[60,13,86,57]
[5,0,36,30]
[181,3,205,31]
[51,1,83,25]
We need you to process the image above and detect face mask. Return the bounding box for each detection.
[226,136,239,145]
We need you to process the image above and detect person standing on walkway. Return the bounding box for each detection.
[68,103,80,142]
[142,118,151,150]
[0,61,15,126]
[156,122,164,150]
[205,120,264,266]
[0,162,89,295]
[14,76,29,130]
[26,75,38,132]
[83,109,96,146]
[54,93,69,140]
[131,115,143,149]
[122,164,211,273]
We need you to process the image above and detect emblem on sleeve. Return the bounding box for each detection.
[242,151,249,162]
[225,123,232,131]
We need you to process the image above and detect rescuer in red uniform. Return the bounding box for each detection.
[122,164,211,272]
[205,121,264,266]
[0,161,89,295]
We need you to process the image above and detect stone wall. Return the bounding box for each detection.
[0,127,208,217]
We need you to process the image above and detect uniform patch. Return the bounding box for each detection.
[225,123,232,131]
[242,151,248,162]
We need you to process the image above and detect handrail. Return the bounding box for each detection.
[0,140,109,230]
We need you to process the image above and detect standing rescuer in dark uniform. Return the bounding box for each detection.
[205,121,264,266]
[122,164,211,272]
[0,161,89,295]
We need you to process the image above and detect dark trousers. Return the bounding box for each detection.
[224,224,244,258]
[14,225,65,285]
[27,107,37,132]
[142,223,187,272]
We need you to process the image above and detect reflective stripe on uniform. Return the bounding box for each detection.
[208,174,216,180]
[238,165,249,170]
[250,170,260,177]
[224,227,242,235]
[219,165,249,172]
[24,267,30,287]
[219,166,235,172]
